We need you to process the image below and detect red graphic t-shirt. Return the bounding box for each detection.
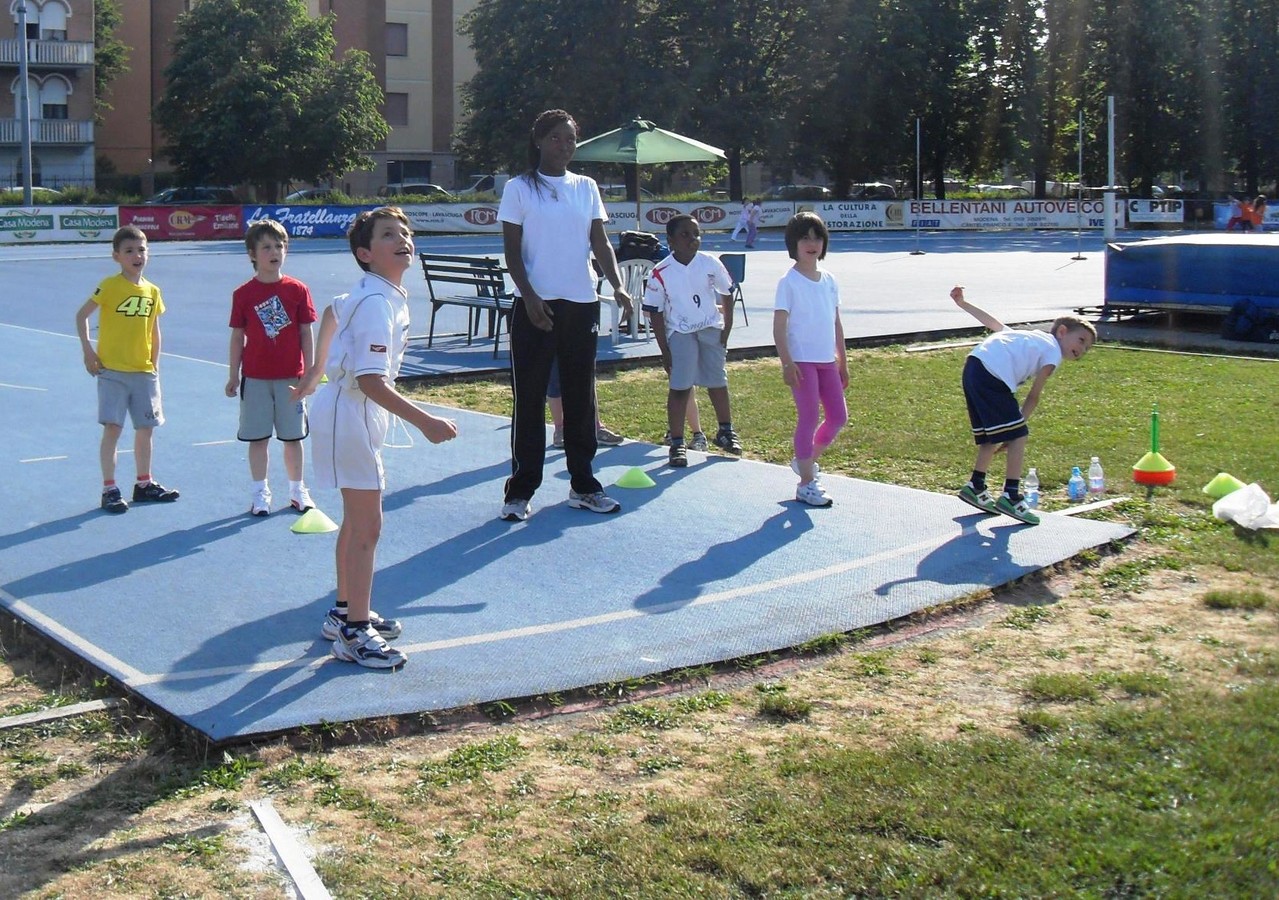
[229,275,317,379]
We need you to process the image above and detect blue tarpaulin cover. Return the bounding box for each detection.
[1105,234,1279,311]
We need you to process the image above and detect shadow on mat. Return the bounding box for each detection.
[633,504,814,614]
[2,515,257,598]
[873,513,1037,597]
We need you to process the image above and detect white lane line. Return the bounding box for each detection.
[193,440,236,447]
[0,382,48,391]
[19,455,69,463]
[0,588,149,684]
[129,526,973,687]
[0,323,225,367]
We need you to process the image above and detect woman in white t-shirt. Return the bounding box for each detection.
[497,109,634,522]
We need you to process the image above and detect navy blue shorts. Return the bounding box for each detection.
[962,356,1028,445]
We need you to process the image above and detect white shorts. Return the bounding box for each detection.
[309,383,388,490]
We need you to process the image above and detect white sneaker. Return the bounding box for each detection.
[331,624,407,669]
[796,481,832,507]
[790,458,821,481]
[500,499,531,522]
[250,486,271,517]
[290,485,315,512]
[551,427,564,449]
[568,489,621,514]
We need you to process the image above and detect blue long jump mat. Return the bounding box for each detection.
[1,326,1131,742]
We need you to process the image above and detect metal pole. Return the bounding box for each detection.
[1104,95,1116,242]
[1073,108,1086,260]
[18,0,33,205]
[911,117,925,255]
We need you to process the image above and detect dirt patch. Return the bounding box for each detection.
[1,557,1275,898]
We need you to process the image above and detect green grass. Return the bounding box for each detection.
[458,685,1279,898]
[410,346,1279,580]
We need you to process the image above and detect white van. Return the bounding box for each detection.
[456,174,510,197]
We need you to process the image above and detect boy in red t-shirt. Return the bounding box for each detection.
[226,219,318,515]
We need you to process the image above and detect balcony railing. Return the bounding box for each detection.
[0,118,93,144]
[0,39,94,67]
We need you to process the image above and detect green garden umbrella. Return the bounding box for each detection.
[573,117,726,229]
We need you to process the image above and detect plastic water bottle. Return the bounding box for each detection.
[1024,468,1040,509]
[1088,456,1105,495]
[1068,466,1087,502]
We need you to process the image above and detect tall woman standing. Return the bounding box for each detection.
[498,109,633,522]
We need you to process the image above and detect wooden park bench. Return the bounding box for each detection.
[418,253,515,358]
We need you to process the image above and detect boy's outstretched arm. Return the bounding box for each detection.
[291,305,335,400]
[950,286,1004,332]
[357,374,458,444]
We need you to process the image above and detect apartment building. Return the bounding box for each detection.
[2,0,96,190]
[94,0,478,196]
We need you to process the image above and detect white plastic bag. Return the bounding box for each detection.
[1212,483,1279,529]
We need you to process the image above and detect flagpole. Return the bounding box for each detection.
[911,117,925,255]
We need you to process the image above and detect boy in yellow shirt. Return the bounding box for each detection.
[75,225,180,513]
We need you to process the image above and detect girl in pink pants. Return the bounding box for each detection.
[772,212,849,507]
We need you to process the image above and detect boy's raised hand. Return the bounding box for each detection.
[949,285,965,305]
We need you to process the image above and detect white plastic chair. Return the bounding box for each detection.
[616,258,655,341]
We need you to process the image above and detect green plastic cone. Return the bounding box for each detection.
[291,508,339,533]
[1202,472,1246,499]
[615,467,656,489]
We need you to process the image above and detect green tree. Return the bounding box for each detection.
[154,0,387,200]
[456,0,657,177]
[93,0,129,126]
[652,0,826,200]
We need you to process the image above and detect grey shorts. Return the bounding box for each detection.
[97,369,164,429]
[238,377,308,442]
[668,327,728,391]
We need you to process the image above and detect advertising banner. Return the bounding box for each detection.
[245,205,374,238]
[902,199,1123,230]
[401,203,502,234]
[0,207,119,243]
[816,201,900,231]
[120,205,243,240]
[1126,199,1184,224]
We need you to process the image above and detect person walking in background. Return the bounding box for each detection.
[730,199,750,241]
[745,198,763,248]
[773,212,848,507]
[226,219,317,517]
[75,225,180,514]
[1246,195,1267,232]
[497,108,633,523]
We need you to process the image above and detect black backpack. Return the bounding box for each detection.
[1221,298,1279,343]
[616,231,666,263]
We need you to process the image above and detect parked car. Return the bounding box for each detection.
[850,182,897,200]
[766,184,833,201]
[378,182,452,199]
[284,186,342,202]
[596,184,656,201]
[144,186,238,205]
[455,173,510,197]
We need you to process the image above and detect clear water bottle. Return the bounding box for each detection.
[1024,468,1040,508]
[1068,466,1087,502]
[1088,456,1105,495]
